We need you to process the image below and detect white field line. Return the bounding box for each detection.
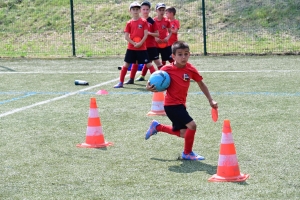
[1,68,299,118]
[1,70,300,74]
[0,77,122,118]
[0,71,120,74]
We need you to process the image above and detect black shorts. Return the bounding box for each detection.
[157,46,172,61]
[124,49,150,64]
[147,47,159,61]
[164,104,193,131]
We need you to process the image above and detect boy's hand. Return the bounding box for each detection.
[209,99,218,109]
[155,38,162,43]
[162,37,168,43]
[146,81,158,92]
[134,42,142,48]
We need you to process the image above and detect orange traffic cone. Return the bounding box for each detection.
[147,92,166,116]
[208,119,249,182]
[77,98,113,148]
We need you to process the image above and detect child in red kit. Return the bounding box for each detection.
[114,1,156,88]
[154,3,173,66]
[145,41,218,160]
[126,1,164,84]
[166,7,180,47]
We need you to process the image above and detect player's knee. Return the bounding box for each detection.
[187,121,197,130]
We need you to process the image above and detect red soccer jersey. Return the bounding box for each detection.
[124,18,148,50]
[168,19,180,46]
[145,17,158,48]
[154,16,171,41]
[161,62,203,106]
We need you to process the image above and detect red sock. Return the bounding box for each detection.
[156,124,180,137]
[162,61,166,65]
[120,66,128,82]
[168,58,174,63]
[130,64,138,79]
[184,129,196,155]
[148,65,156,74]
[141,65,148,76]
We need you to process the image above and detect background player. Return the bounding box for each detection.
[114,2,156,88]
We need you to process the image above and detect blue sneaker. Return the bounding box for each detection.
[181,151,205,160]
[145,120,159,140]
[113,82,123,88]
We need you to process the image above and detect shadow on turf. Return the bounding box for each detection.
[152,157,249,184]
[0,65,15,72]
[122,83,149,91]
[151,157,217,175]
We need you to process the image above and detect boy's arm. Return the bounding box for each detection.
[140,29,148,45]
[197,80,218,108]
[148,30,159,38]
[146,81,158,92]
[124,32,136,46]
[164,28,172,41]
[171,28,178,34]
[135,29,148,48]
[171,20,180,34]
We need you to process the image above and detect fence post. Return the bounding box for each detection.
[70,0,76,56]
[202,0,207,55]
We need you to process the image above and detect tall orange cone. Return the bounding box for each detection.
[77,98,113,148]
[147,92,166,116]
[208,119,249,182]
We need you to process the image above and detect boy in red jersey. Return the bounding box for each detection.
[114,1,156,88]
[166,7,180,47]
[126,1,164,84]
[145,41,218,160]
[154,3,173,66]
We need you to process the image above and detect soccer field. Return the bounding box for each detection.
[0,56,299,199]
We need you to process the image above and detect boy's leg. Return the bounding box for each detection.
[183,128,196,154]
[114,66,128,88]
[153,58,164,70]
[156,124,180,137]
[125,63,138,84]
[182,121,205,160]
[167,46,173,63]
[146,63,156,74]
[141,65,148,76]
[161,47,170,66]
[136,65,148,81]
[145,120,180,140]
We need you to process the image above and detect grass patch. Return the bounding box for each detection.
[0,56,299,199]
[0,0,300,57]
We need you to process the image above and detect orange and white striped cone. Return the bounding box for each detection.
[147,92,166,116]
[77,98,113,148]
[208,119,249,182]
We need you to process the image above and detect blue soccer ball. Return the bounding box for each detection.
[149,70,171,92]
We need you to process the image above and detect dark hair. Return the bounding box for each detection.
[141,1,151,8]
[166,7,176,15]
[172,41,190,54]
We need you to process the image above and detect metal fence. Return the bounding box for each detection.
[0,0,299,57]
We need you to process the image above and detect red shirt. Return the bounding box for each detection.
[145,17,158,48]
[168,19,180,46]
[154,16,171,40]
[161,62,203,106]
[124,18,148,50]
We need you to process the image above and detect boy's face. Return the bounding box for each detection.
[165,11,174,19]
[172,48,190,67]
[156,8,165,17]
[130,7,141,18]
[141,5,150,17]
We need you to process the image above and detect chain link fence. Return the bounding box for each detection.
[0,0,299,57]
